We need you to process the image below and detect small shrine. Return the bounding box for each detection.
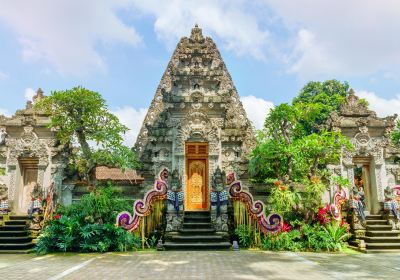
[0,89,65,215]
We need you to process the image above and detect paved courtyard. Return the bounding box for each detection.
[0,250,399,280]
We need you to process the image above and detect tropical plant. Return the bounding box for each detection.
[35,185,139,254]
[320,222,351,251]
[234,225,253,248]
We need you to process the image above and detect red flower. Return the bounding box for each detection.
[53,214,61,219]
[282,222,291,232]
[317,206,331,225]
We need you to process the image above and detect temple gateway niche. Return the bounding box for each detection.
[135,25,256,210]
[328,90,400,214]
[0,89,66,214]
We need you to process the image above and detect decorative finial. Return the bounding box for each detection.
[349,88,355,95]
[33,88,45,103]
[190,24,204,42]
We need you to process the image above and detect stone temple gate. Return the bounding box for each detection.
[135,24,256,207]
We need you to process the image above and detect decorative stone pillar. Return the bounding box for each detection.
[7,166,16,200]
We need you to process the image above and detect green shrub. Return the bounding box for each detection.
[261,221,349,252]
[235,225,253,248]
[35,185,140,254]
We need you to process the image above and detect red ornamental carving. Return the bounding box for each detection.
[329,186,347,221]
[116,169,168,232]
[227,173,283,233]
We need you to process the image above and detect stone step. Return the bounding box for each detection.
[0,236,32,244]
[4,220,28,226]
[182,222,213,229]
[366,243,400,250]
[183,216,211,223]
[8,216,30,221]
[366,225,393,231]
[184,211,210,217]
[0,225,26,231]
[0,242,34,250]
[363,236,400,243]
[0,249,33,254]
[365,249,400,254]
[169,235,224,243]
[179,228,216,235]
[366,220,388,225]
[0,231,29,237]
[366,215,384,220]
[163,241,231,250]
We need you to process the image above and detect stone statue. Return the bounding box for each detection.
[0,128,7,145]
[0,183,9,215]
[28,183,43,218]
[170,169,182,191]
[384,186,399,220]
[212,167,226,192]
[210,167,229,232]
[166,169,184,232]
[350,185,366,226]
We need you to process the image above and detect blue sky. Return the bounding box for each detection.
[0,1,400,145]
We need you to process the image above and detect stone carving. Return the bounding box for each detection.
[134,25,255,188]
[166,169,184,232]
[349,185,366,228]
[210,167,228,232]
[340,89,375,117]
[227,172,283,233]
[28,183,43,217]
[383,186,400,229]
[328,185,347,222]
[116,168,169,232]
[0,127,7,146]
[0,183,9,214]
[6,126,49,166]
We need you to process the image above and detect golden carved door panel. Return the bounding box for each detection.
[185,143,208,211]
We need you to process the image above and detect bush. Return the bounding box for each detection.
[261,221,350,252]
[35,185,141,254]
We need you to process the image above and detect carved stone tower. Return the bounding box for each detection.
[135,25,255,209]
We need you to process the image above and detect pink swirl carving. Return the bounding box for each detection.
[116,169,168,232]
[227,173,283,233]
[329,186,347,221]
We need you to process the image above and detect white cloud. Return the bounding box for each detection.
[111,106,147,146]
[241,95,274,129]
[0,1,142,75]
[24,88,36,101]
[0,71,8,80]
[266,0,400,79]
[356,90,400,118]
[130,0,270,59]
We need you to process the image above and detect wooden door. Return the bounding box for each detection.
[185,143,208,211]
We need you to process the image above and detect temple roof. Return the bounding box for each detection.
[95,166,144,185]
[0,88,50,127]
[329,89,397,131]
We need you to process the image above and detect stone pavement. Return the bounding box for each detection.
[0,250,399,280]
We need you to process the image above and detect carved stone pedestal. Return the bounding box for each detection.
[211,204,228,232]
[383,213,400,230]
[166,197,183,232]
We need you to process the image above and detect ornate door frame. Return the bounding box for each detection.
[185,142,209,211]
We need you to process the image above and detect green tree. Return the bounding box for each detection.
[249,103,351,184]
[35,86,139,182]
[293,80,350,133]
